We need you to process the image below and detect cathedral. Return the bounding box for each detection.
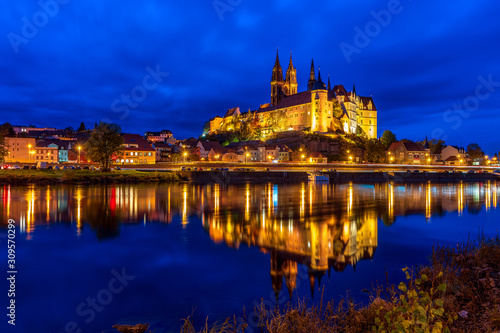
[208,51,378,139]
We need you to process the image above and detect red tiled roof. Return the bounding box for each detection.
[403,142,425,152]
[122,134,155,151]
[198,141,223,151]
[360,96,377,111]
[332,85,348,95]
[445,156,458,162]
[256,91,311,113]
[310,152,326,158]
[224,107,240,117]
[388,142,401,151]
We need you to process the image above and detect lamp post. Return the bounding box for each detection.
[183,152,187,163]
[28,144,32,162]
[301,154,305,163]
[78,146,81,164]
[246,153,250,163]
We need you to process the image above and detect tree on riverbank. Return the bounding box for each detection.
[84,122,123,172]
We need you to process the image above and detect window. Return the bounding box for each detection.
[148,153,152,156]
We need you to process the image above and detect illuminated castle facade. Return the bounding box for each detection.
[208,51,378,139]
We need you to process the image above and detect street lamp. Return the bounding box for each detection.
[301,154,305,163]
[28,144,32,162]
[183,152,188,163]
[78,146,81,164]
[349,155,353,163]
[246,153,250,163]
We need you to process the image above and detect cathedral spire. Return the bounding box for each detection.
[308,58,316,90]
[271,49,284,82]
[285,51,297,95]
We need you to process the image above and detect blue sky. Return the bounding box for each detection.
[1,0,499,153]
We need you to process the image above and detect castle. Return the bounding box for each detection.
[208,51,378,139]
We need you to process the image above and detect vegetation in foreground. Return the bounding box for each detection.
[179,234,500,333]
[0,169,182,184]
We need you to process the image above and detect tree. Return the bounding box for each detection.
[381,130,397,148]
[428,139,446,154]
[364,139,387,163]
[0,129,8,162]
[83,122,124,172]
[0,123,15,137]
[356,125,367,139]
[77,122,86,132]
[466,143,483,160]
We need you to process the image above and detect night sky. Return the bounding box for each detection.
[1,1,499,153]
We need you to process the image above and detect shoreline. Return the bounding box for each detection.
[176,235,500,332]
[0,169,498,185]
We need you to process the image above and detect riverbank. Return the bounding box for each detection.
[0,169,182,184]
[178,235,500,333]
[0,169,497,185]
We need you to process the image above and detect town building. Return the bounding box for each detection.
[153,142,172,162]
[388,141,430,165]
[4,137,37,163]
[145,130,173,143]
[441,145,466,165]
[206,51,378,139]
[34,145,59,163]
[118,134,156,164]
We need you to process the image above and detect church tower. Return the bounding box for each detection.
[271,50,285,106]
[307,59,316,91]
[285,52,298,96]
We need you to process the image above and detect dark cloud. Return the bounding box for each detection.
[1,0,499,153]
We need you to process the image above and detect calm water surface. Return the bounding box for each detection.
[0,182,499,332]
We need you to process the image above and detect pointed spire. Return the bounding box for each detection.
[317,69,322,83]
[310,59,315,80]
[353,82,357,97]
[327,75,331,91]
[271,49,284,82]
[308,58,316,90]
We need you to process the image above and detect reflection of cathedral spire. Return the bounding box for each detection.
[309,272,316,297]
[283,261,297,299]
[270,252,283,302]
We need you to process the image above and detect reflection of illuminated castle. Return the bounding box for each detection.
[202,183,379,298]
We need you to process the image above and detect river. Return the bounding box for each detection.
[0,181,498,332]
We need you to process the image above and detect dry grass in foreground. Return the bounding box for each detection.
[179,234,500,333]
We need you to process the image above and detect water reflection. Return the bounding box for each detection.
[1,181,499,297]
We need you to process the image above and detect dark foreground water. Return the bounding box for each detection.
[0,181,499,332]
